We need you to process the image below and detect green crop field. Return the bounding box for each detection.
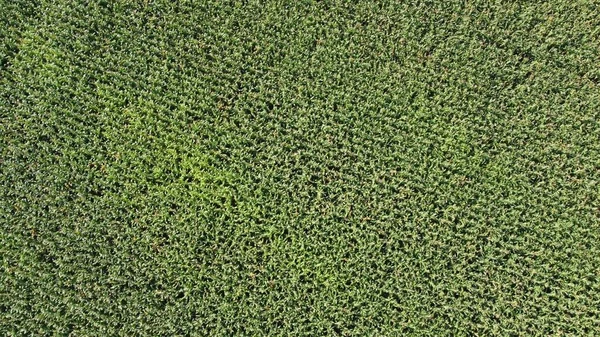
[1,0,599,335]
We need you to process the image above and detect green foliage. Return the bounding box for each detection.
[1,0,599,335]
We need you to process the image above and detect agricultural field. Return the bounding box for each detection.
[1,0,599,335]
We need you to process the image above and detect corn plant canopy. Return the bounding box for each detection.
[1,0,599,335]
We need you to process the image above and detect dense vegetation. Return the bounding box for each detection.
[2,0,599,335]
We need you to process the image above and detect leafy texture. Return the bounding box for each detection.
[1,0,600,335]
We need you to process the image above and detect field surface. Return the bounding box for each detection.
[2,0,600,335]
